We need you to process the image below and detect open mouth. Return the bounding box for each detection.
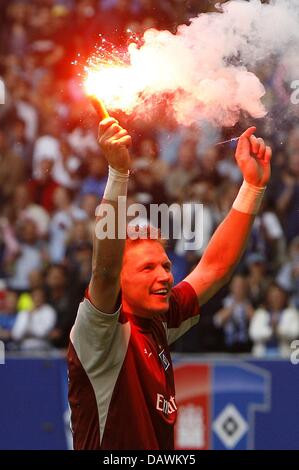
[152,288,169,297]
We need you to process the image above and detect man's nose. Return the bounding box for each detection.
[156,267,171,282]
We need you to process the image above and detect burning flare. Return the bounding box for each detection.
[83,0,299,127]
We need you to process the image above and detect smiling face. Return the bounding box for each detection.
[121,240,174,318]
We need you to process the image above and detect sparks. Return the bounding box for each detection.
[83,34,146,115]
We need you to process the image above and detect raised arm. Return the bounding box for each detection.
[184,127,272,306]
[89,118,132,313]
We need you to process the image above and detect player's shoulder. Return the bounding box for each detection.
[170,280,198,302]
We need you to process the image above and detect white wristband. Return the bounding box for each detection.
[103,166,129,202]
[232,180,266,215]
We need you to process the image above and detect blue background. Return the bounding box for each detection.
[0,355,298,449]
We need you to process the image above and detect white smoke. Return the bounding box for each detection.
[115,0,299,126]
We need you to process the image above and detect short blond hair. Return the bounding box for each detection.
[125,224,167,251]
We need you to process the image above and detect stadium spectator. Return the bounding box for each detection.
[11,287,56,351]
[165,138,200,201]
[0,282,17,348]
[48,186,86,263]
[275,150,299,243]
[8,219,45,292]
[12,184,50,238]
[9,118,33,173]
[214,275,254,353]
[0,129,26,203]
[80,153,107,197]
[276,236,299,309]
[28,159,59,213]
[46,264,82,349]
[249,283,299,357]
[246,252,271,309]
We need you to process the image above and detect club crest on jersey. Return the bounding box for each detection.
[159,349,170,371]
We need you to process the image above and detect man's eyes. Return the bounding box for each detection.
[143,265,154,271]
[142,264,171,271]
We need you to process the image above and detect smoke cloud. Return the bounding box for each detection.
[92,0,299,127]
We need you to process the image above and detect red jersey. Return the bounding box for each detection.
[67,281,200,450]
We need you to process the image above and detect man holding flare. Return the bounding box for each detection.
[67,113,271,449]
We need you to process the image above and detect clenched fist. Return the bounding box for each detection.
[235,127,272,188]
[98,118,132,174]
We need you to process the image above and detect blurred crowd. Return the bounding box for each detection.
[0,0,299,357]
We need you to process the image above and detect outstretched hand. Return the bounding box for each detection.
[235,127,272,187]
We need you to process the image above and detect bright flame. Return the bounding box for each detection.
[84,64,139,111]
[83,39,184,116]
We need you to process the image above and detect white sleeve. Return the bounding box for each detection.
[276,263,293,291]
[69,298,131,443]
[277,308,299,340]
[70,298,130,373]
[262,212,284,239]
[31,305,57,338]
[11,311,30,341]
[249,309,272,342]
